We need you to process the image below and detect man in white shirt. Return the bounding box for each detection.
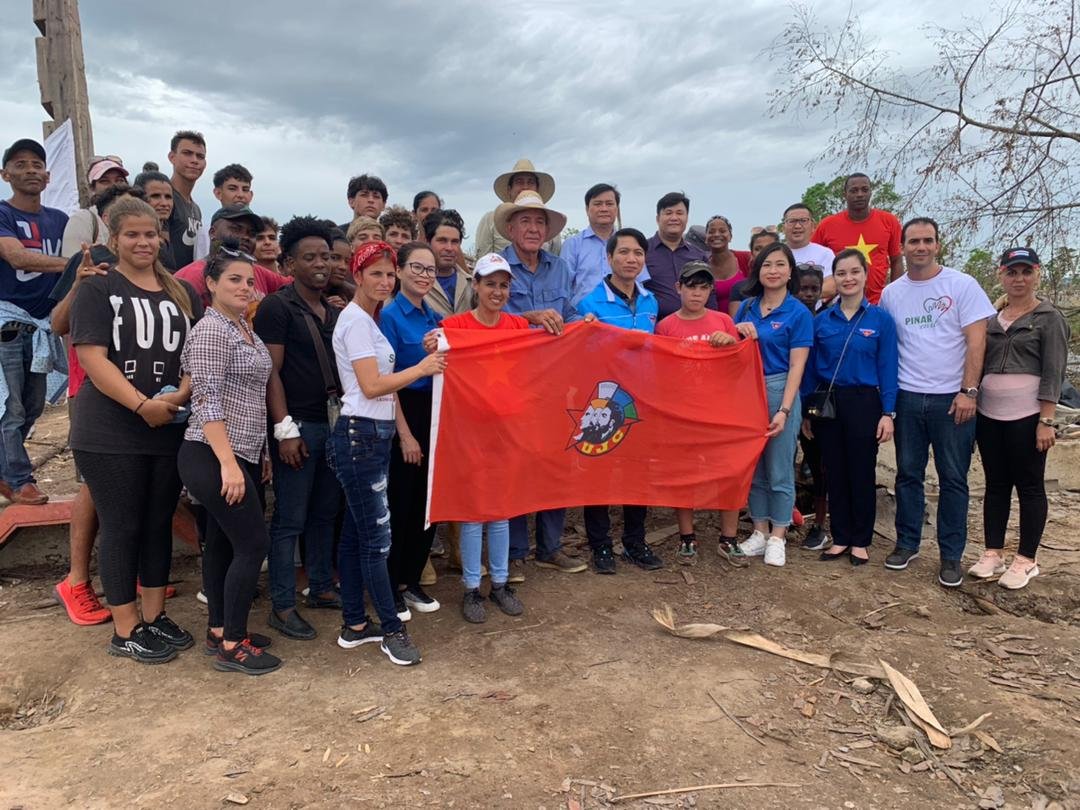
[782,203,835,301]
[879,217,995,587]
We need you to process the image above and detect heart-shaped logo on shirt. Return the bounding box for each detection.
[923,296,953,315]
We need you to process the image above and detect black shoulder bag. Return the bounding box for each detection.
[300,309,342,425]
[806,309,866,421]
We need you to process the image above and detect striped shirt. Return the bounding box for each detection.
[181,306,272,464]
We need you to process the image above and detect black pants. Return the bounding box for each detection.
[178,441,268,641]
[583,505,647,551]
[976,413,1048,559]
[387,388,436,588]
[798,432,827,499]
[813,387,881,548]
[73,450,182,607]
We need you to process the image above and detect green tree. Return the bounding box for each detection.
[962,248,999,299]
[800,176,904,223]
[561,226,580,240]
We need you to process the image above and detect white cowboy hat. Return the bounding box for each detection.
[493,158,555,203]
[494,190,567,243]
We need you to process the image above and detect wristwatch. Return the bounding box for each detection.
[960,387,979,398]
[1039,417,1055,427]
[884,412,896,419]
[778,406,791,416]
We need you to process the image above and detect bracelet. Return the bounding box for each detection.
[133,399,147,414]
[1039,417,1055,427]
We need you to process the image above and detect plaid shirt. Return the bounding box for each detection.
[182,306,272,464]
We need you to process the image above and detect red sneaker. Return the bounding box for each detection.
[54,579,111,626]
[137,581,177,599]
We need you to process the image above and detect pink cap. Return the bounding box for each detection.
[87,158,128,183]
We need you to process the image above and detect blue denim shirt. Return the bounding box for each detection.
[379,292,442,391]
[501,245,579,323]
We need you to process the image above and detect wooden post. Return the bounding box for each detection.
[33,0,94,206]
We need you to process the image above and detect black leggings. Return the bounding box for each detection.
[178,440,268,641]
[387,388,436,588]
[72,450,182,607]
[976,413,1048,559]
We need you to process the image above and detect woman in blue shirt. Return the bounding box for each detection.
[801,249,898,564]
[378,242,444,619]
[735,243,813,567]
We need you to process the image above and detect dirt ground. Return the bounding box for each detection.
[1,404,1079,809]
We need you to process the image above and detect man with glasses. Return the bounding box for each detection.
[782,203,836,303]
[61,155,129,257]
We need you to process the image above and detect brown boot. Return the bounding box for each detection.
[12,482,48,505]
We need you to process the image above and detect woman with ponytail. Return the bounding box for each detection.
[68,197,202,664]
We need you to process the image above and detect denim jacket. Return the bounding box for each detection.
[983,298,1070,403]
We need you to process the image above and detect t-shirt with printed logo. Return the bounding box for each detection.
[68,270,203,454]
[0,200,68,318]
[879,266,995,394]
[811,209,901,304]
[167,189,202,270]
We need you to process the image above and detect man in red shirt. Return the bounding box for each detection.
[175,204,290,308]
[811,173,902,304]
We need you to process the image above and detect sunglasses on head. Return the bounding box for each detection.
[218,245,256,263]
[751,225,779,235]
[89,154,123,166]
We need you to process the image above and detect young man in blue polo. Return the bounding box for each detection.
[575,227,663,574]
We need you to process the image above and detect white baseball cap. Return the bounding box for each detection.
[473,253,514,278]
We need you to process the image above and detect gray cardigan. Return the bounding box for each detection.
[983,298,1070,403]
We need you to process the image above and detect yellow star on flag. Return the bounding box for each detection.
[846,234,878,264]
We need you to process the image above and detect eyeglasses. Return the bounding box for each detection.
[783,217,811,226]
[218,245,257,263]
[405,261,437,277]
[89,154,123,166]
[751,225,779,235]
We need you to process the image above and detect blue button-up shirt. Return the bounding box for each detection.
[643,233,713,319]
[379,292,442,391]
[576,277,658,333]
[562,227,611,307]
[735,292,814,376]
[801,299,899,412]
[501,244,579,323]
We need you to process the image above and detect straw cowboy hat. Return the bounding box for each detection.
[493,158,555,203]
[494,190,568,243]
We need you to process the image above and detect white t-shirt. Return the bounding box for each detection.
[332,302,396,420]
[879,266,995,394]
[791,242,835,277]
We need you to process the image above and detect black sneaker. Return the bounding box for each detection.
[489,584,524,616]
[402,585,440,613]
[267,608,317,640]
[884,546,920,570]
[304,591,342,610]
[214,638,282,675]
[462,589,487,623]
[205,629,272,656]
[146,613,194,650]
[801,525,830,551]
[938,559,963,588]
[592,546,617,574]
[622,544,663,571]
[380,629,422,666]
[108,622,178,664]
[337,621,384,649]
[394,594,413,622]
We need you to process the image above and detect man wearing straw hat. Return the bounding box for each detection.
[492,189,586,578]
[474,159,562,256]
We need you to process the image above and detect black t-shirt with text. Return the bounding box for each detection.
[167,189,202,270]
[252,284,340,423]
[68,271,203,455]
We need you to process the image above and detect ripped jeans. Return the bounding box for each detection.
[328,415,402,634]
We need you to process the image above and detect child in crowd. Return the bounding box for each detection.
[438,253,529,622]
[655,261,743,564]
[794,263,830,551]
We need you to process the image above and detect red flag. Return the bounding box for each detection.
[427,322,768,524]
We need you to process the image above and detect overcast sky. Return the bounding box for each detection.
[0,1,972,250]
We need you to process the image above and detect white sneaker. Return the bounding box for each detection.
[738,530,767,557]
[968,550,1006,579]
[196,590,208,604]
[764,537,786,567]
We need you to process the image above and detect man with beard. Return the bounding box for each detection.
[423,209,472,316]
[254,216,344,640]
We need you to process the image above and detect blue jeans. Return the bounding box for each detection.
[327,415,401,634]
[268,420,340,612]
[894,390,975,561]
[0,329,46,488]
[460,520,510,590]
[748,372,801,528]
[509,509,566,561]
